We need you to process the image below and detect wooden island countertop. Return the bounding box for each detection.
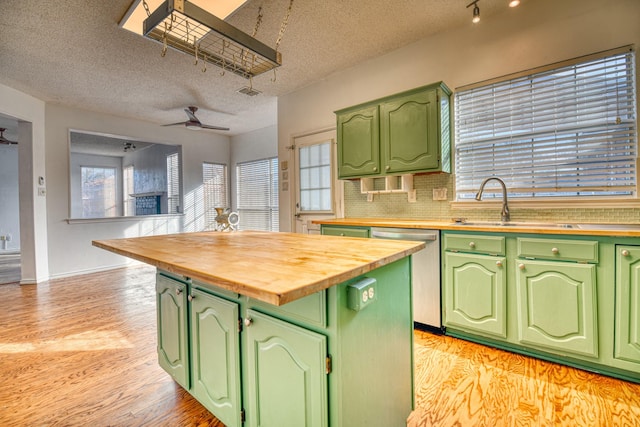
[93,230,424,306]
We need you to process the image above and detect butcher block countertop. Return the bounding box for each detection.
[313,218,640,237]
[93,231,424,306]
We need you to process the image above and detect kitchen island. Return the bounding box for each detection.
[93,231,425,427]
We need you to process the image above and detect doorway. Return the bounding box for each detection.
[0,114,21,284]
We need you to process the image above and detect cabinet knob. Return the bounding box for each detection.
[175,288,182,296]
[551,247,559,255]
[385,165,390,171]
[518,263,526,271]
[244,317,253,327]
[622,249,630,257]
[373,166,378,172]
[188,294,194,302]
[340,233,345,236]
[469,242,476,249]
[496,260,503,267]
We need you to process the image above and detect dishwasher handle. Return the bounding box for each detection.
[371,230,437,242]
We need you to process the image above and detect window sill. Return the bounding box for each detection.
[66,214,184,224]
[451,198,640,210]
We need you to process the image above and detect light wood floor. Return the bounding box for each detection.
[1,266,639,426]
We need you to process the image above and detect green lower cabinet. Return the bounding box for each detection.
[615,246,640,364]
[190,288,242,427]
[245,309,328,427]
[444,252,507,338]
[516,259,598,358]
[321,225,370,238]
[156,273,190,390]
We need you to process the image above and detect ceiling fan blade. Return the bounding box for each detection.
[200,124,230,131]
[162,121,188,127]
[184,107,200,123]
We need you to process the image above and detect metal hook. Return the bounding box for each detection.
[161,23,168,57]
[271,68,277,83]
[220,58,225,76]
[202,54,207,72]
[194,37,198,65]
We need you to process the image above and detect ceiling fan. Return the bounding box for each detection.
[0,128,17,145]
[162,106,230,131]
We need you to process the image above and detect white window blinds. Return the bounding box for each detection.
[166,153,180,213]
[203,162,228,230]
[299,141,332,212]
[236,157,279,231]
[455,47,637,200]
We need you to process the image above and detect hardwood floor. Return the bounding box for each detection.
[0,266,638,426]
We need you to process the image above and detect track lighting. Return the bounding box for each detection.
[467,0,480,24]
[509,0,520,7]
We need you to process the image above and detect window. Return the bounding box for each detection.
[236,157,279,231]
[455,47,637,200]
[167,153,180,213]
[123,165,134,216]
[81,166,117,218]
[298,141,332,212]
[203,162,228,230]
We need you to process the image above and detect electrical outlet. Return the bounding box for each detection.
[432,188,448,201]
[347,277,377,311]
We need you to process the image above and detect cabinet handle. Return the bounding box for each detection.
[496,260,503,267]
[551,247,559,255]
[469,242,476,249]
[340,233,345,236]
[385,165,390,171]
[622,249,630,257]
[244,317,253,327]
[175,288,182,296]
[373,166,378,172]
[188,294,194,302]
[518,263,526,271]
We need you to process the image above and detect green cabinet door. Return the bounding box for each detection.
[444,252,507,338]
[615,246,640,364]
[156,273,190,389]
[245,309,328,427]
[516,260,598,358]
[380,88,438,174]
[337,105,380,178]
[190,288,242,427]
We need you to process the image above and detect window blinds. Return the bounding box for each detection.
[166,153,180,212]
[203,162,228,229]
[455,47,637,199]
[236,157,279,231]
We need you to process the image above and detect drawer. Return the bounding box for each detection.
[249,290,327,329]
[517,238,598,263]
[444,233,505,256]
[322,226,370,238]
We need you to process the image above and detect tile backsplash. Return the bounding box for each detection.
[343,174,640,224]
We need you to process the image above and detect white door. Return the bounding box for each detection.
[292,129,342,234]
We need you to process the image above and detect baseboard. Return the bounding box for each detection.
[47,260,145,281]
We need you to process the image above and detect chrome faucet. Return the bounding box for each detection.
[475,177,510,222]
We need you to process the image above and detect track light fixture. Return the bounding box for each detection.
[467,0,480,24]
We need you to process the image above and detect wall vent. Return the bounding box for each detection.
[237,86,262,96]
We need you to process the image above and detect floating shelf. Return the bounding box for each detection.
[360,174,417,203]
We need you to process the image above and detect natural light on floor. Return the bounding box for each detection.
[0,330,133,353]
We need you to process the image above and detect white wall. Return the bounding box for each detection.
[0,143,20,251]
[230,125,278,211]
[277,0,640,231]
[45,104,231,278]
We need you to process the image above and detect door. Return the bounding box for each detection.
[156,273,190,389]
[380,88,439,174]
[615,246,640,364]
[444,252,507,338]
[336,105,380,178]
[190,288,242,427]
[516,260,598,357]
[245,309,328,427]
[292,129,342,234]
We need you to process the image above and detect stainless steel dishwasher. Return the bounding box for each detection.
[371,227,442,332]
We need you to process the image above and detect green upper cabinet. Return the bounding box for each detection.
[336,104,380,178]
[336,82,451,179]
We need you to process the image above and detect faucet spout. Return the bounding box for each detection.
[475,177,510,222]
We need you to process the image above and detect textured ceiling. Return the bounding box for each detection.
[0,0,509,137]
